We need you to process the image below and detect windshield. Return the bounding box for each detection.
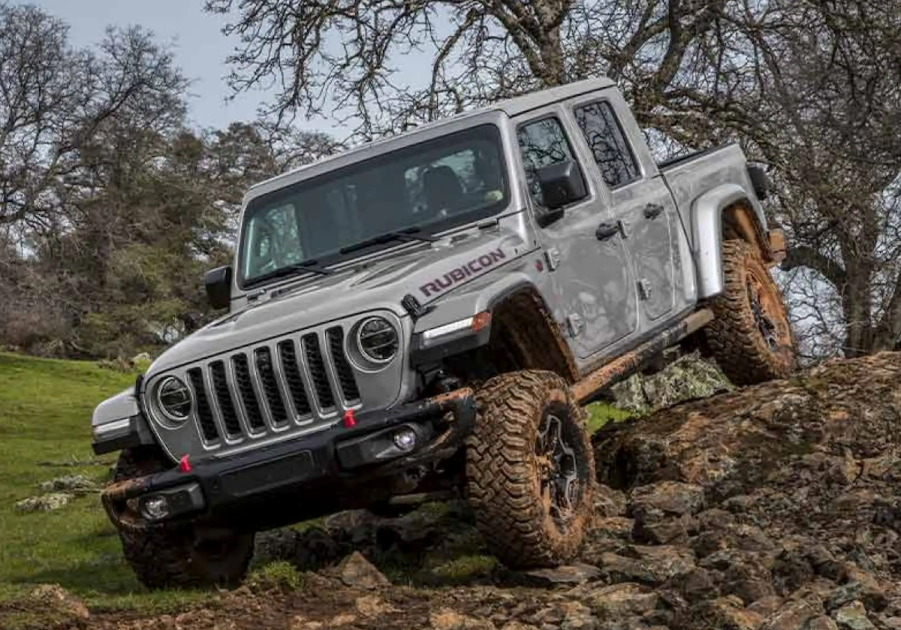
[237,124,509,287]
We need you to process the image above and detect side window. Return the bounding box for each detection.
[574,101,640,189]
[517,117,580,207]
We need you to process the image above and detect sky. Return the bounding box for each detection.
[11,0,381,137]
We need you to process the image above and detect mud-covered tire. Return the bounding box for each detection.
[112,447,254,590]
[466,370,594,569]
[705,239,796,386]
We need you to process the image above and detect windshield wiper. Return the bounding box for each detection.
[339,227,436,255]
[244,259,333,288]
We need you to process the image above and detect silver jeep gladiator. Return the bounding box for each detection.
[93,77,794,588]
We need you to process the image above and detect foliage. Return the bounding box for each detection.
[246,561,305,592]
[585,402,633,434]
[428,555,498,582]
[0,4,339,360]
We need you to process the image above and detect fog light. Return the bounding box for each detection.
[393,428,417,452]
[141,495,171,521]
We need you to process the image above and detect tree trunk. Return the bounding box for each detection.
[841,269,875,358]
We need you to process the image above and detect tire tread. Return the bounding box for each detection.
[705,239,795,386]
[466,370,593,569]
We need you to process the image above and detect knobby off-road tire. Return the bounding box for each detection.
[466,370,594,569]
[705,239,796,386]
[112,447,254,589]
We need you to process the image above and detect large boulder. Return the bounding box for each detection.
[610,351,732,414]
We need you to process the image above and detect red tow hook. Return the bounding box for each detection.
[179,454,191,473]
[343,409,357,428]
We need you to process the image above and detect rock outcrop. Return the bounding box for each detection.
[610,351,732,414]
[590,351,901,629]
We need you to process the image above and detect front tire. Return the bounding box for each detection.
[466,371,594,569]
[112,447,255,589]
[705,239,796,386]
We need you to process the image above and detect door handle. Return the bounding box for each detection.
[595,221,622,241]
[644,203,665,219]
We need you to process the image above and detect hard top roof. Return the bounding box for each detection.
[247,76,615,196]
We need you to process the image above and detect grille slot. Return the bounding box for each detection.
[170,323,377,455]
[232,354,265,431]
[278,340,312,417]
[187,368,219,442]
[255,347,288,426]
[210,360,242,437]
[303,333,336,410]
[327,327,360,403]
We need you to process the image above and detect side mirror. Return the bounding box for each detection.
[535,160,588,225]
[204,266,233,310]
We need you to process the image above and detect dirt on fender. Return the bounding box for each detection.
[12,352,901,630]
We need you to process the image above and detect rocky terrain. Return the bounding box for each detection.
[11,352,901,630]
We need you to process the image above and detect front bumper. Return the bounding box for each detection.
[101,388,475,533]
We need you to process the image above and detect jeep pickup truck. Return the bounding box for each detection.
[93,77,794,588]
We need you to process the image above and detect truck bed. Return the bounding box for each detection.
[659,143,768,249]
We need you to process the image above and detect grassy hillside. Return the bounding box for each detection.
[0,352,206,614]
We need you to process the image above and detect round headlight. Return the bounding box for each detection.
[356,316,399,364]
[156,376,192,422]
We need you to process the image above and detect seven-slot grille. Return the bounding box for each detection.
[184,327,361,447]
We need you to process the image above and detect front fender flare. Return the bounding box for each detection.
[91,387,156,455]
[409,271,542,366]
[411,271,537,334]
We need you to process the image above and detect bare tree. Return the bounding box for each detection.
[205,0,738,139]
[0,3,188,234]
[727,1,901,357]
[0,4,86,231]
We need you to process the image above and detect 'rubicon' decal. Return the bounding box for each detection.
[420,248,507,298]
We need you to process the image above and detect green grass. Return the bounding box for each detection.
[428,554,498,581]
[585,401,633,433]
[245,561,305,592]
[0,352,211,615]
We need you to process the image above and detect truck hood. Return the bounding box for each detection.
[146,226,529,375]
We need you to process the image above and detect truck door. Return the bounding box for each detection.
[514,108,640,360]
[568,97,680,323]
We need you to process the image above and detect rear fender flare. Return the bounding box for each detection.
[692,184,769,298]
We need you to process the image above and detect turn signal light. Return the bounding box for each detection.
[471,311,492,332]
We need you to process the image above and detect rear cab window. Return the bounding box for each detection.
[572,101,641,189]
